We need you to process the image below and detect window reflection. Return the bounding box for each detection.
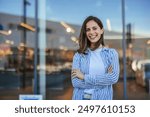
[0,0,150,100]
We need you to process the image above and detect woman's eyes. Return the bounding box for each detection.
[85,28,89,31]
[93,27,97,30]
[86,27,97,32]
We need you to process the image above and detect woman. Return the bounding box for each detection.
[71,16,120,100]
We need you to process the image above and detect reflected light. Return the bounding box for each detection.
[60,21,75,33]
[19,43,25,47]
[5,40,10,44]
[106,19,111,31]
[0,43,11,56]
[8,30,12,34]
[0,30,12,36]
[59,45,68,51]
[10,41,14,45]
[132,60,137,71]
[71,36,78,43]
[147,40,150,45]
[5,40,14,45]
[37,65,46,71]
[66,28,71,32]
[129,43,133,48]
[18,43,26,51]
[137,59,150,70]
[20,22,35,32]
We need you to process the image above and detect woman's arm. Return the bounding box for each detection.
[71,53,103,89]
[84,49,120,85]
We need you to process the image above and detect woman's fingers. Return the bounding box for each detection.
[71,72,76,77]
[72,69,79,74]
[108,66,113,73]
[71,69,78,78]
[71,69,84,80]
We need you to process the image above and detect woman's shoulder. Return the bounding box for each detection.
[74,51,87,57]
[73,52,83,59]
[102,47,118,55]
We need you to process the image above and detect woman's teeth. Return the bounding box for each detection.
[90,36,96,39]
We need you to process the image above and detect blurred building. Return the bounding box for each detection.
[0,12,150,99]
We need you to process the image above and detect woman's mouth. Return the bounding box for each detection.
[89,35,97,39]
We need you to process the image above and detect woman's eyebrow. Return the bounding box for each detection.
[86,26,97,29]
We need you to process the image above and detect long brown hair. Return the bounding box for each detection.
[77,16,105,54]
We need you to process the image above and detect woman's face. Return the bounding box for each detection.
[86,20,103,45]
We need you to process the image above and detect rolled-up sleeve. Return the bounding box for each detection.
[71,52,102,89]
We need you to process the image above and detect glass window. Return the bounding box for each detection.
[0,0,35,99]
[0,0,150,100]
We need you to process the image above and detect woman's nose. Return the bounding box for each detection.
[89,29,94,34]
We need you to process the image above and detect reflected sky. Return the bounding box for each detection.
[0,0,150,37]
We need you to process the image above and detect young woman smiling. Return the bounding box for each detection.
[71,16,120,100]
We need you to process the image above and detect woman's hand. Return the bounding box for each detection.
[107,65,113,73]
[71,69,84,80]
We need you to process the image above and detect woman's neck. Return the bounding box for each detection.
[90,44,103,49]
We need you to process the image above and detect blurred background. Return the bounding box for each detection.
[0,0,150,100]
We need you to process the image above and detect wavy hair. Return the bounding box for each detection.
[77,16,105,54]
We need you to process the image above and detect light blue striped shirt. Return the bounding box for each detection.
[84,48,105,95]
[71,47,120,100]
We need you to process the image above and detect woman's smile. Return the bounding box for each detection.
[86,20,103,44]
